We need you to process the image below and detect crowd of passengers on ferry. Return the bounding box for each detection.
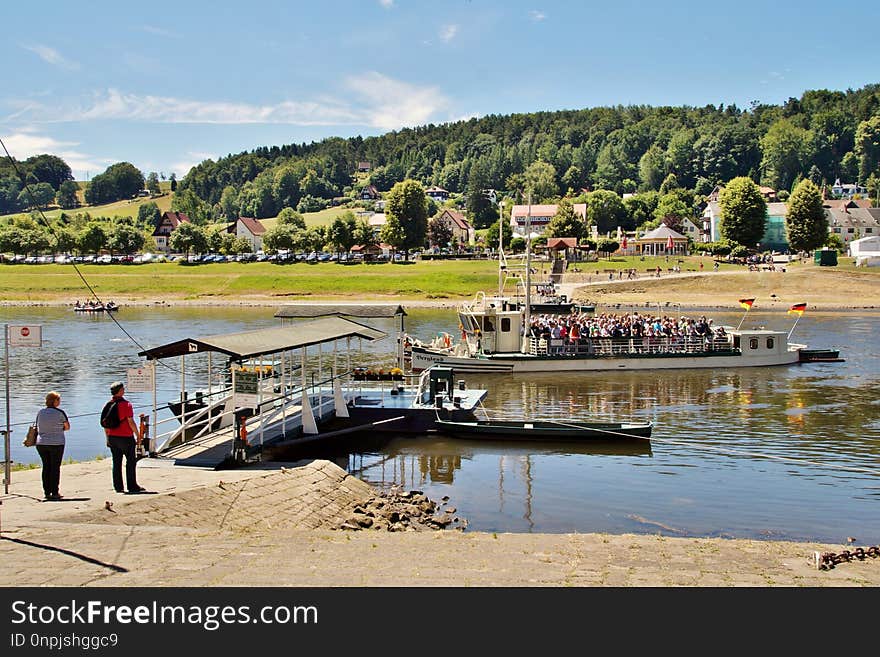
[514,311,731,356]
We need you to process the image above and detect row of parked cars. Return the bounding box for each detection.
[1,251,413,265]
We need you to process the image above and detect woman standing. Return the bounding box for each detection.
[36,391,70,501]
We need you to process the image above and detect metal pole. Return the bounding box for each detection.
[522,192,532,353]
[4,325,10,493]
[498,200,504,296]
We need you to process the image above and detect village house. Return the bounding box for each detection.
[360,184,381,201]
[425,186,450,202]
[433,209,474,246]
[152,211,190,253]
[830,178,868,199]
[509,203,587,236]
[356,161,372,174]
[825,200,880,245]
[228,216,266,252]
[702,201,789,250]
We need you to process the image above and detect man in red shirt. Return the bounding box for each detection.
[105,381,146,494]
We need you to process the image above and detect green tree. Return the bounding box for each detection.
[485,220,513,251]
[585,189,627,233]
[262,224,299,253]
[295,228,326,254]
[638,145,666,191]
[55,180,79,209]
[522,160,558,201]
[596,237,619,259]
[78,222,108,255]
[105,162,145,200]
[465,161,496,228]
[658,173,680,195]
[760,119,813,191]
[379,214,406,257]
[108,222,146,255]
[328,212,357,254]
[169,222,208,258]
[854,115,880,183]
[427,215,454,248]
[561,165,584,192]
[219,185,240,221]
[52,226,78,254]
[653,193,690,232]
[24,154,73,190]
[137,202,162,230]
[146,172,161,195]
[353,219,377,249]
[866,172,880,207]
[169,173,177,192]
[718,177,767,247]
[18,182,55,209]
[385,179,428,258]
[544,198,586,239]
[277,207,307,231]
[785,179,828,253]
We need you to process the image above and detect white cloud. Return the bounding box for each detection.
[0,130,107,177]
[171,152,215,178]
[22,44,79,70]
[141,25,180,38]
[529,10,546,21]
[379,0,394,7]
[15,74,451,131]
[439,24,459,42]
[343,72,451,130]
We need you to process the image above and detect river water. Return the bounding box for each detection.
[2,305,878,543]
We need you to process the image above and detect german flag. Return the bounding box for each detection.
[739,298,755,310]
[788,303,807,316]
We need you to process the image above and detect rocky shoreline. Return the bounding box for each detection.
[336,486,467,532]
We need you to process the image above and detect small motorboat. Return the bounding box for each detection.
[435,417,652,441]
[73,302,119,313]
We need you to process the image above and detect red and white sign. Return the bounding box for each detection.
[7,325,42,347]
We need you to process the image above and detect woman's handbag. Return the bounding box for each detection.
[24,422,38,447]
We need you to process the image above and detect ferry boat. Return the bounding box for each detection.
[406,291,808,373]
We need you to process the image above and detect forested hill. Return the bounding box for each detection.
[175,84,880,222]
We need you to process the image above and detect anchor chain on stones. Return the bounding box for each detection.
[814,544,880,570]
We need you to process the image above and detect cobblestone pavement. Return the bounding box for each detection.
[2,459,878,587]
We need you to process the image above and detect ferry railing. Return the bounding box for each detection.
[525,335,737,358]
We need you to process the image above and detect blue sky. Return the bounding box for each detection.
[2,0,879,181]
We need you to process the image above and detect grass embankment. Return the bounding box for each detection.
[567,257,880,310]
[0,259,500,303]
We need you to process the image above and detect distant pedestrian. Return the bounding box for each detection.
[103,381,146,494]
[36,391,69,501]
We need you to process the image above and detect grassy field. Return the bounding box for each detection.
[260,205,372,232]
[0,259,500,302]
[568,256,880,309]
[2,253,877,308]
[1,185,174,222]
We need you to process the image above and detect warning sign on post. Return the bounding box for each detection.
[7,325,42,347]
[234,370,259,408]
[126,365,155,392]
